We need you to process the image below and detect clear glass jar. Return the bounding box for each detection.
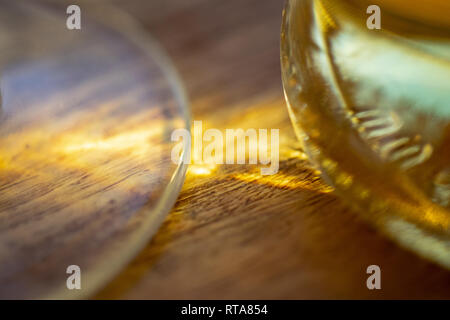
[281,0,450,268]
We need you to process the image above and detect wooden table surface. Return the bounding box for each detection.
[97,0,450,299]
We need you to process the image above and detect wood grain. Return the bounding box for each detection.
[94,0,448,299]
[0,1,188,298]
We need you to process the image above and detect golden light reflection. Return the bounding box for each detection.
[0,97,182,216]
[0,120,166,177]
[63,127,162,153]
[233,172,334,193]
[187,164,217,176]
[185,113,283,177]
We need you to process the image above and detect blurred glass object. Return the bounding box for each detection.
[0,1,189,298]
[281,0,450,268]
